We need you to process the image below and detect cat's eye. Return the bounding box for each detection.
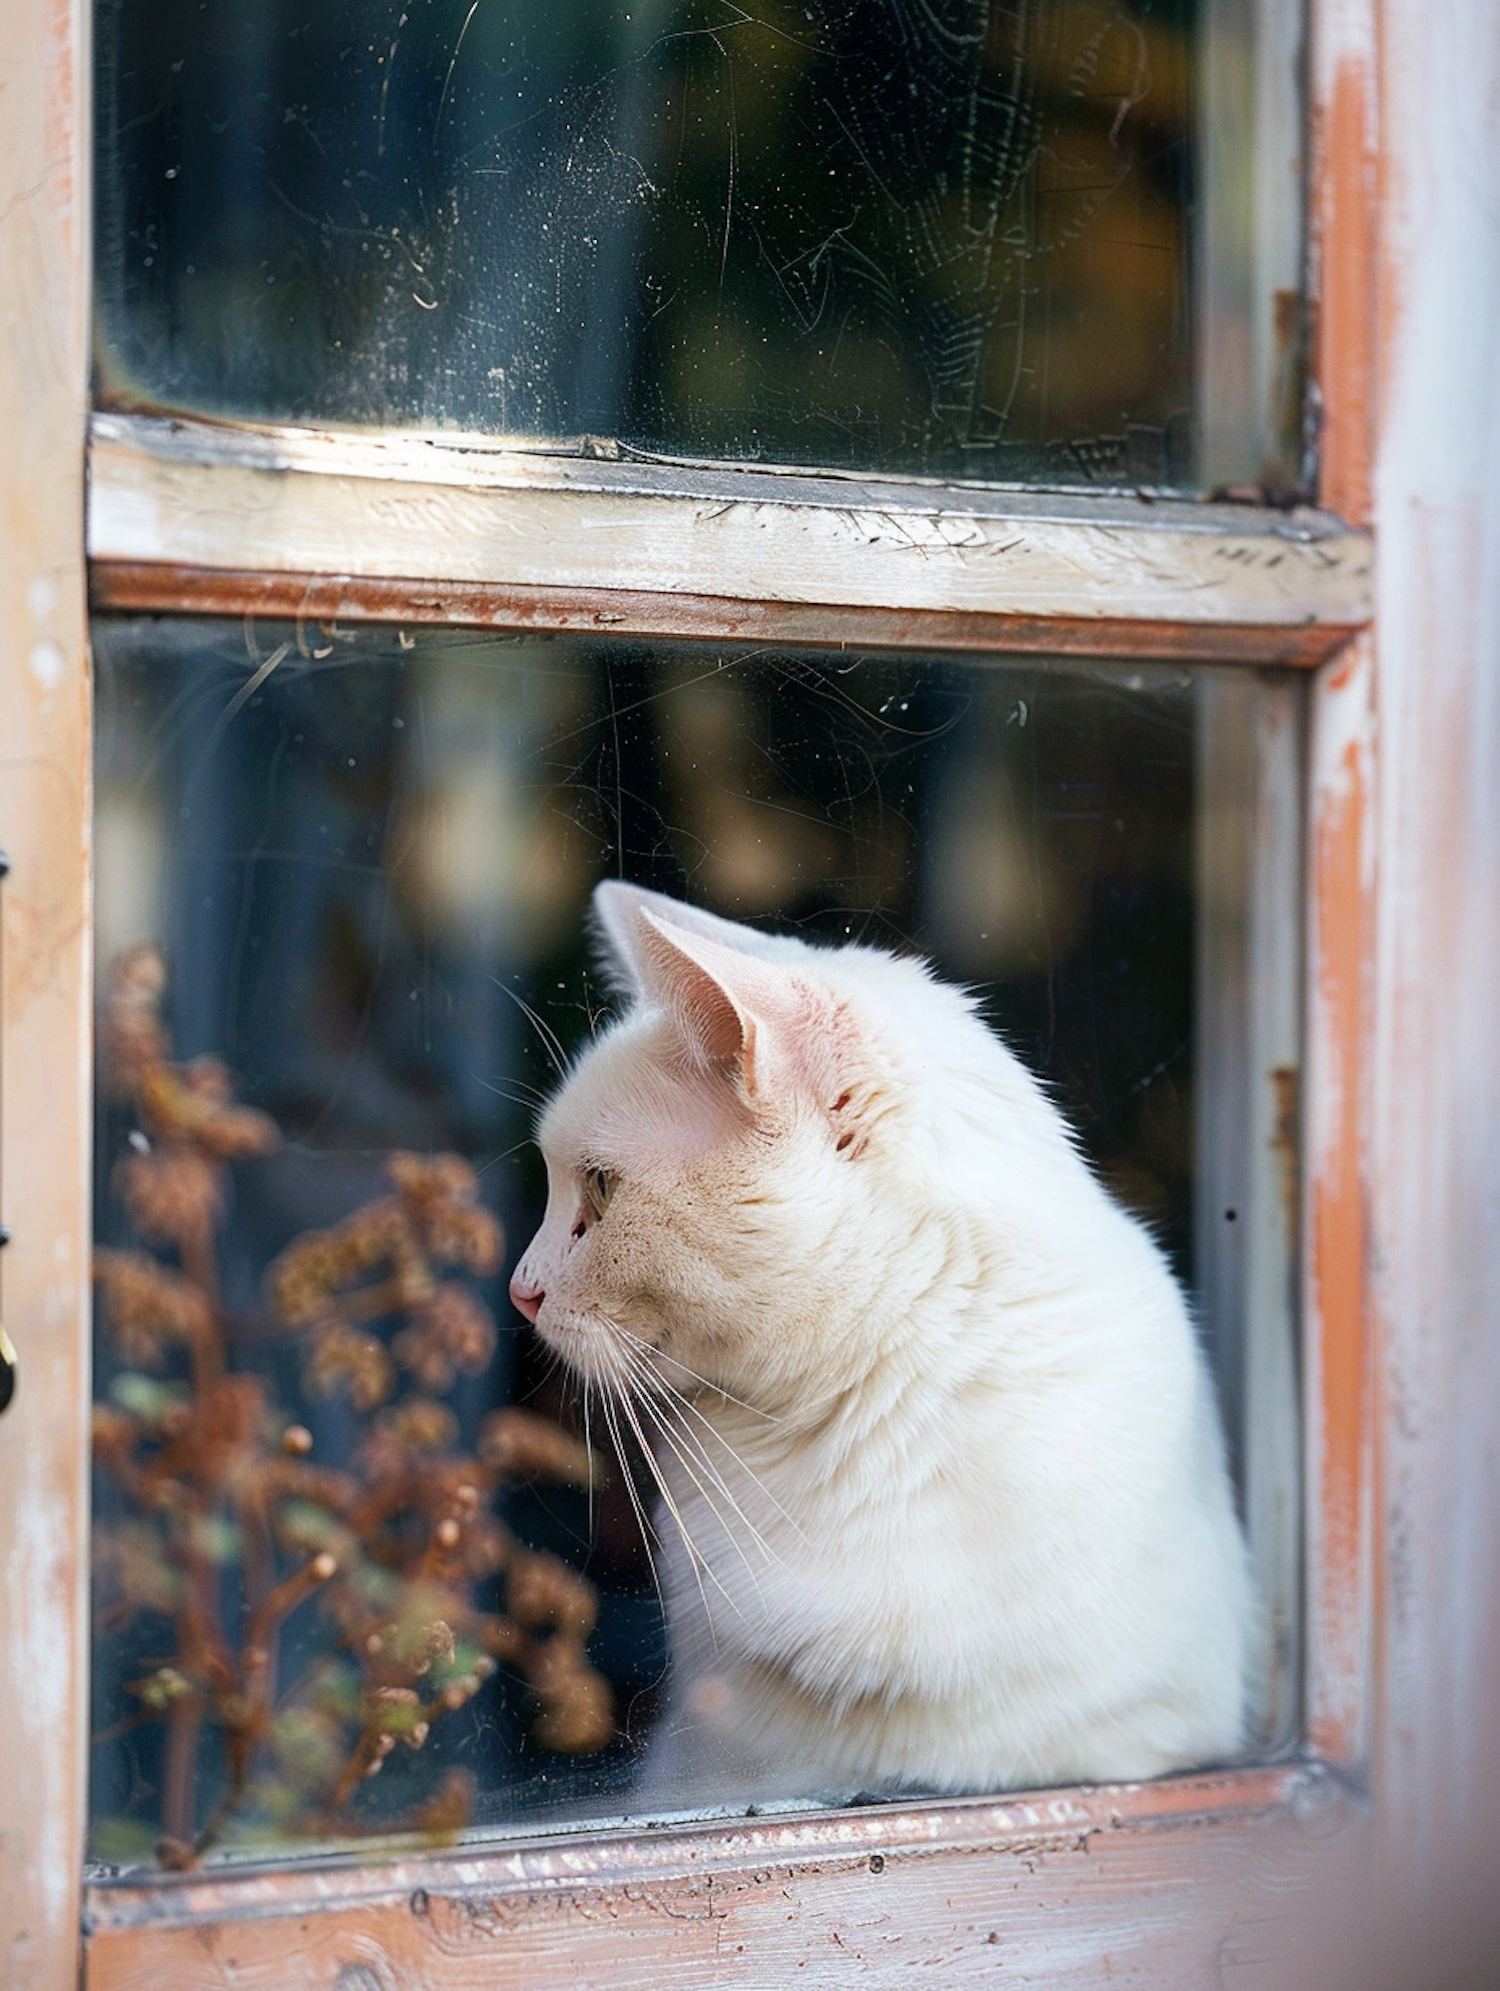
[584,1166,616,1218]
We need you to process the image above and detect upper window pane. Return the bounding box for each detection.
[94,0,1301,490]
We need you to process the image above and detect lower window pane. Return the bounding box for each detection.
[89,618,1300,1869]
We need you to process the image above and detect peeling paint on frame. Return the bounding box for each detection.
[0,0,92,1983]
[1305,633,1377,1768]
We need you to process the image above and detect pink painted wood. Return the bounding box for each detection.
[0,0,92,1985]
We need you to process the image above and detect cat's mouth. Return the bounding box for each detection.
[529,1298,621,1377]
[532,1304,649,1393]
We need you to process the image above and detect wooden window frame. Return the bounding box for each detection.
[9,0,1495,1981]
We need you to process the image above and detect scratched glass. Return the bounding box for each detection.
[94,0,1300,489]
[90,618,1287,1868]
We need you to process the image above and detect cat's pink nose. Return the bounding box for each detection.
[509,1271,545,1324]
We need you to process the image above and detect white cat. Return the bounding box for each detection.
[510,881,1253,1798]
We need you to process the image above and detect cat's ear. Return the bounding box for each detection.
[592,880,785,999]
[631,909,803,1100]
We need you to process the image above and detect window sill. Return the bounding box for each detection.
[83,1761,1358,1986]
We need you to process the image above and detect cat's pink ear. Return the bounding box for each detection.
[592,880,786,998]
[591,880,657,996]
[592,880,660,995]
[632,909,800,1098]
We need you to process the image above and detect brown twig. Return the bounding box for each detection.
[91,947,615,1866]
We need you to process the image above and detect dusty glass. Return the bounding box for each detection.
[90,617,1292,1869]
[94,0,1301,489]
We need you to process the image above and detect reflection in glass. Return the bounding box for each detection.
[95,0,1265,486]
[91,618,1247,1866]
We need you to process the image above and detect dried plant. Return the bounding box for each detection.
[92,948,613,1869]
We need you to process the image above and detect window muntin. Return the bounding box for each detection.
[95,0,1301,492]
[90,617,1300,1868]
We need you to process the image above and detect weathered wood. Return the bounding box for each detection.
[0,0,91,1984]
[88,561,1357,668]
[1305,635,1377,1770]
[83,1766,1355,1990]
[1194,674,1306,1750]
[87,412,1372,656]
[1310,0,1379,526]
[1360,0,1500,1883]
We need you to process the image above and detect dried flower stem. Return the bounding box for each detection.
[244,1552,338,1663]
[93,949,615,1866]
[327,1729,396,1813]
[162,1700,202,1851]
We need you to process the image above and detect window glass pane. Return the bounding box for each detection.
[95,1,1300,490]
[89,618,1296,1870]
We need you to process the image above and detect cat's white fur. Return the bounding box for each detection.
[510,881,1253,1797]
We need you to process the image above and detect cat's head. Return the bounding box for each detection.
[508,882,970,1410]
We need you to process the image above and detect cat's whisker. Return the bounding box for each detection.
[581,1378,596,1542]
[474,1136,541,1176]
[611,1340,791,1573]
[622,1367,783,1591]
[492,976,571,1077]
[639,1368,810,1548]
[611,1382,742,1621]
[594,1364,698,1609]
[626,1390,756,1587]
[596,1388,671,1621]
[605,1324,808,1547]
[518,1340,566,1403]
[587,1319,778,1613]
[470,1071,548,1110]
[610,1382,715,1580]
[608,1319,784,1425]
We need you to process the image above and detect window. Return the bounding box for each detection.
[13,0,1489,1979]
